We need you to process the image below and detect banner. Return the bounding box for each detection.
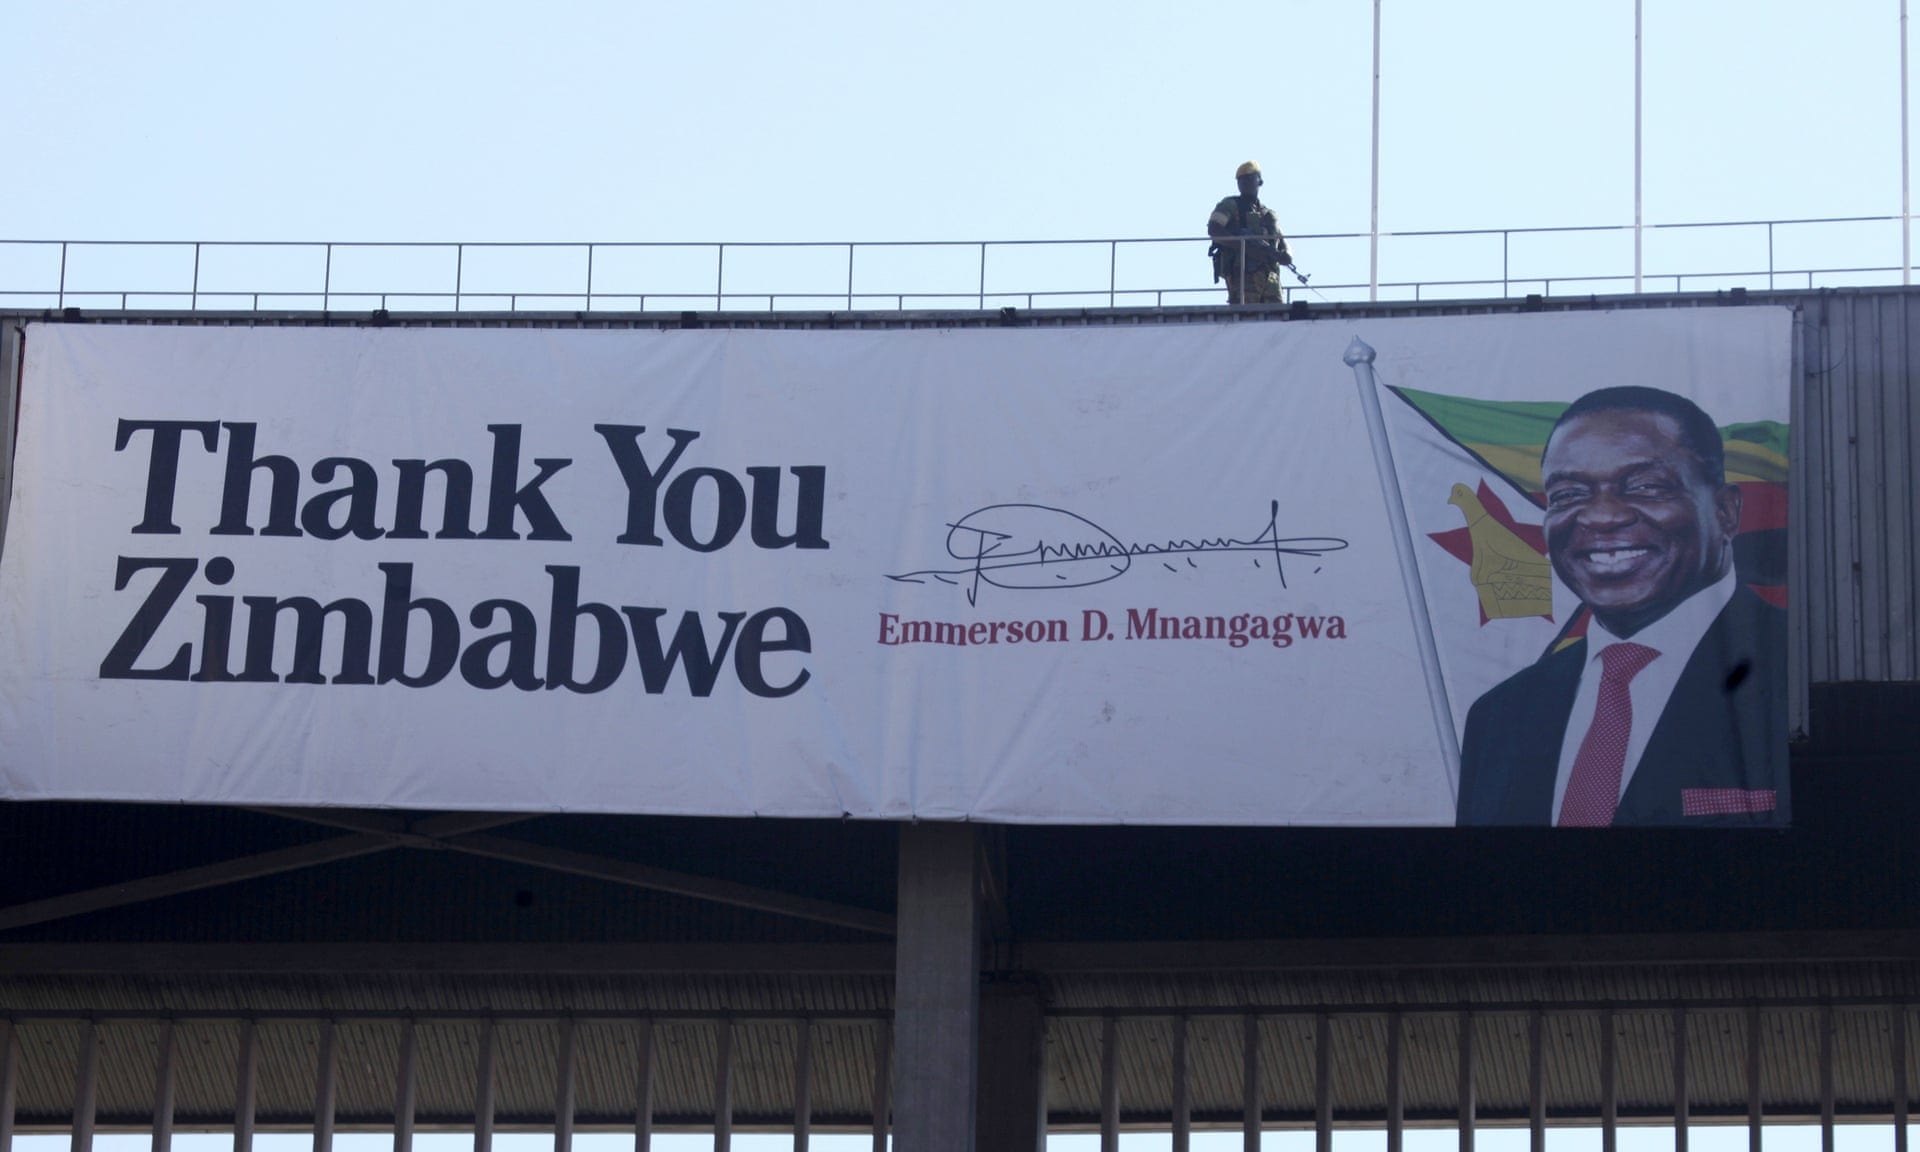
[0,311,1791,825]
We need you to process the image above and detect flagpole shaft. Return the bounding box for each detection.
[1345,337,1463,800]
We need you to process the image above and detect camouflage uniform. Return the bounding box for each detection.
[1208,195,1290,305]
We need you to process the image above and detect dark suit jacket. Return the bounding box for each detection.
[1456,587,1788,827]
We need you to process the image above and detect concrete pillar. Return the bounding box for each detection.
[892,823,981,1152]
[975,979,1046,1152]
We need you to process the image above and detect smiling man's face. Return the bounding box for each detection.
[1541,408,1742,637]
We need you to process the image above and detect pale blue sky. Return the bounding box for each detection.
[1,0,1909,245]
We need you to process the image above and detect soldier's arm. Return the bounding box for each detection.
[1207,198,1239,239]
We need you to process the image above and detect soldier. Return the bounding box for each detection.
[1207,161,1291,305]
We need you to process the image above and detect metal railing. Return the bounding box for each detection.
[0,215,1911,314]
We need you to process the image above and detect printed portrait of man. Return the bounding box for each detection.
[1454,385,1788,827]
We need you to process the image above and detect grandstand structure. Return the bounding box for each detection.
[1,247,1918,1152]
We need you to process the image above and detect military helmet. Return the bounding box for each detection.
[1235,161,1261,178]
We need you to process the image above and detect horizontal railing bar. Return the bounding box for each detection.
[3,995,1906,1024]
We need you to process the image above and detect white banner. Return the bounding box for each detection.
[0,311,1791,825]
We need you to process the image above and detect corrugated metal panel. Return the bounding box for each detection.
[1797,291,1920,683]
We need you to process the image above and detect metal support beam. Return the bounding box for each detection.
[1528,1008,1544,1152]
[556,1018,577,1152]
[1820,1004,1835,1152]
[313,1022,337,1152]
[233,1022,256,1152]
[976,982,1045,1152]
[1100,1017,1119,1152]
[0,1019,15,1152]
[1386,1011,1403,1152]
[1895,1006,1909,1152]
[793,1020,812,1152]
[634,1020,654,1152]
[713,1020,733,1152]
[1600,1009,1616,1152]
[448,834,894,936]
[394,1021,417,1152]
[1171,1016,1191,1152]
[1243,1014,1261,1152]
[0,835,396,932]
[1673,1005,1689,1152]
[1315,1011,1331,1152]
[71,1022,98,1152]
[1747,1004,1762,1152]
[152,1023,176,1152]
[892,823,980,1152]
[1458,1010,1474,1152]
[870,1021,891,1152]
[473,1020,494,1152]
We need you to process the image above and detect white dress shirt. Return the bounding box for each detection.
[1550,568,1740,823]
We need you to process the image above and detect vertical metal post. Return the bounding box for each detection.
[1502,232,1510,298]
[1369,0,1382,301]
[1386,1011,1403,1152]
[191,244,201,310]
[1634,0,1643,293]
[1820,1004,1835,1152]
[1314,1011,1332,1152]
[1746,1004,1762,1152]
[1600,1009,1617,1152]
[71,1022,98,1152]
[1895,1006,1910,1152]
[0,1019,15,1152]
[58,243,68,308]
[1242,1014,1260,1152]
[1101,1017,1120,1152]
[1458,1010,1475,1152]
[714,1020,734,1152]
[978,243,987,310]
[555,1019,577,1152]
[452,245,462,311]
[793,1020,813,1152]
[473,1020,495,1152]
[323,244,333,312]
[313,1021,337,1152]
[1768,223,1777,290]
[1673,1005,1689,1152]
[1171,1016,1190,1152]
[153,1022,177,1152]
[870,1021,891,1152]
[634,1020,654,1152]
[1108,240,1118,308]
[234,1021,257,1152]
[715,245,725,311]
[846,244,855,312]
[394,1021,417,1152]
[1528,1008,1545,1152]
[585,245,595,312]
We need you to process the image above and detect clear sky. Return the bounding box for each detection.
[2,0,1914,303]
[2,0,1910,244]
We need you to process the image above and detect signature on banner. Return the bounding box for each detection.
[886,500,1348,606]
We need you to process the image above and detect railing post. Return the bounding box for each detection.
[715,244,725,311]
[454,244,463,312]
[1503,231,1510,298]
[323,244,333,312]
[1768,222,1777,291]
[846,244,855,312]
[585,244,595,312]
[978,243,987,310]
[191,244,201,311]
[1109,239,1117,308]
[58,242,67,309]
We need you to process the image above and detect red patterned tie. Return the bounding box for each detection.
[1558,642,1661,827]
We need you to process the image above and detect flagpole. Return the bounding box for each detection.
[1345,337,1462,800]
